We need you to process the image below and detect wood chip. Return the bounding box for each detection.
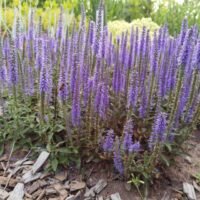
[40,172,51,179]
[26,180,48,194]
[25,192,32,198]
[0,188,9,200]
[32,151,49,174]
[96,196,104,200]
[22,166,32,175]
[13,158,28,167]
[0,176,17,187]
[84,179,107,198]
[183,182,197,200]
[22,171,42,183]
[87,177,96,188]
[84,187,95,198]
[193,181,200,192]
[0,155,8,162]
[53,183,68,196]
[55,171,68,182]
[32,189,43,199]
[0,163,6,171]
[110,193,121,200]
[66,195,75,200]
[47,177,60,185]
[45,188,57,196]
[64,181,70,190]
[184,156,192,164]
[124,182,131,191]
[36,190,45,200]
[27,181,40,194]
[38,179,48,187]
[8,183,24,200]
[9,166,24,176]
[23,161,34,165]
[70,181,86,192]
[93,179,107,194]
[161,191,171,200]
[75,191,82,198]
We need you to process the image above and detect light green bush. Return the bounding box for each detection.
[0,3,75,31]
[130,18,160,33]
[108,18,160,38]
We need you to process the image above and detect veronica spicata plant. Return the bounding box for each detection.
[0,0,199,184]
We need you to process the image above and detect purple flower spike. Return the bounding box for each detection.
[99,83,109,119]
[9,40,18,86]
[39,41,49,93]
[58,62,68,101]
[94,0,104,57]
[103,129,114,152]
[192,39,200,71]
[149,112,167,150]
[178,28,193,68]
[179,19,188,46]
[71,73,81,127]
[129,142,141,153]
[94,83,102,115]
[39,65,48,93]
[0,65,7,83]
[150,31,158,75]
[123,133,133,152]
[89,21,95,46]
[123,120,133,151]
[113,149,124,175]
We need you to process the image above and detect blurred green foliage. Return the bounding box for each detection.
[0,0,153,22]
[0,0,76,31]
[122,0,154,22]
[1,0,200,35]
[152,0,200,35]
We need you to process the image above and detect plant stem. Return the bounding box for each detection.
[184,69,198,117]
[136,185,144,200]
[95,114,99,145]
[167,68,184,133]
[40,91,45,122]
[147,74,155,115]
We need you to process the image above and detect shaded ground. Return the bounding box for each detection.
[0,130,200,199]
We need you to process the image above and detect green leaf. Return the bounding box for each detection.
[0,144,4,156]
[57,147,72,154]
[160,154,170,167]
[165,143,172,152]
[51,158,58,172]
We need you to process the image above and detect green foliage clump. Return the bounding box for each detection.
[122,0,154,22]
[108,18,160,38]
[130,18,160,33]
[0,95,80,172]
[0,1,76,31]
[107,20,131,37]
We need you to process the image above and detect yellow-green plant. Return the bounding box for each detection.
[108,18,160,39]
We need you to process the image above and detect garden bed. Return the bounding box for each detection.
[0,130,199,200]
[0,1,200,200]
